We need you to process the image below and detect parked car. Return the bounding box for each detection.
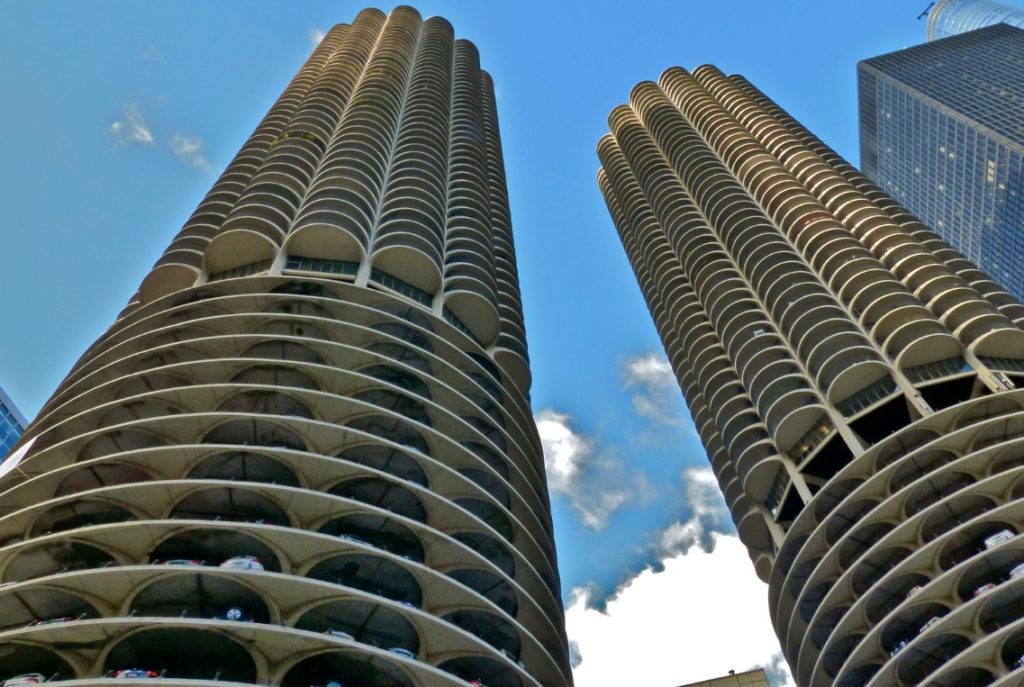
[468,680,486,687]
[153,559,203,567]
[1016,653,1024,670]
[919,616,942,633]
[889,639,909,657]
[324,629,354,640]
[973,582,999,597]
[984,529,1016,550]
[219,556,264,571]
[1010,562,1024,580]
[0,674,46,687]
[338,533,370,547]
[109,669,161,678]
[219,606,252,622]
[905,584,924,598]
[29,613,85,626]
[388,647,416,659]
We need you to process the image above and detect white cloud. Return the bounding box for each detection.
[169,132,210,170]
[623,352,692,430]
[566,469,795,687]
[108,103,154,146]
[309,28,327,46]
[536,409,654,530]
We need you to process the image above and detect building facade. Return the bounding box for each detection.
[600,65,1024,687]
[926,0,1024,41]
[0,384,27,459]
[676,668,769,687]
[859,23,1024,301]
[0,7,572,687]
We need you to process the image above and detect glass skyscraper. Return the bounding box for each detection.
[0,384,27,458]
[859,23,1024,301]
[927,0,1024,41]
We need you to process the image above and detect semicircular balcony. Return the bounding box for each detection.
[204,229,280,276]
[0,644,76,683]
[294,598,420,655]
[101,626,258,681]
[281,651,416,687]
[129,571,273,623]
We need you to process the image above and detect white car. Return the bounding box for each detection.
[890,639,909,657]
[984,529,1015,550]
[1010,562,1024,579]
[1,675,46,687]
[219,555,264,571]
[905,584,924,598]
[388,647,416,659]
[324,629,354,640]
[973,582,998,597]
[919,616,942,633]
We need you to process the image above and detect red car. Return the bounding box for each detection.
[110,669,161,678]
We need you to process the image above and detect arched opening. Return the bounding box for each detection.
[463,416,506,452]
[353,390,431,426]
[131,574,270,623]
[242,340,324,364]
[169,488,291,527]
[253,319,329,340]
[319,514,424,563]
[459,469,512,509]
[0,588,98,631]
[0,644,75,682]
[30,499,137,537]
[889,449,958,492]
[447,568,519,617]
[927,667,994,687]
[837,522,895,569]
[905,471,976,517]
[453,532,515,577]
[54,462,153,497]
[306,554,422,607]
[455,498,514,541]
[979,582,1024,632]
[850,546,912,596]
[270,281,339,300]
[97,399,182,429]
[366,341,433,374]
[358,365,431,399]
[439,656,523,687]
[218,390,314,419]
[895,633,970,685]
[864,573,929,624]
[938,520,1016,570]
[282,652,415,687]
[230,364,320,391]
[463,442,510,480]
[202,419,306,452]
[295,600,419,654]
[104,627,257,681]
[922,495,997,542]
[335,445,428,487]
[345,416,429,454]
[77,428,167,461]
[5,541,116,582]
[188,452,301,487]
[149,528,281,572]
[443,609,521,657]
[329,478,426,523]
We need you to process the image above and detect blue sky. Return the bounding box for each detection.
[0,1,935,684]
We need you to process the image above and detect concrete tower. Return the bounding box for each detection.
[0,7,572,687]
[599,65,1024,687]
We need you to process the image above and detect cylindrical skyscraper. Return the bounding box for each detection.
[926,0,1024,41]
[600,65,1024,687]
[0,7,571,687]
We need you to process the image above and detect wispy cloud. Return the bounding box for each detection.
[169,132,210,170]
[565,469,794,687]
[536,409,654,530]
[108,103,154,146]
[623,352,687,428]
[309,27,327,46]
